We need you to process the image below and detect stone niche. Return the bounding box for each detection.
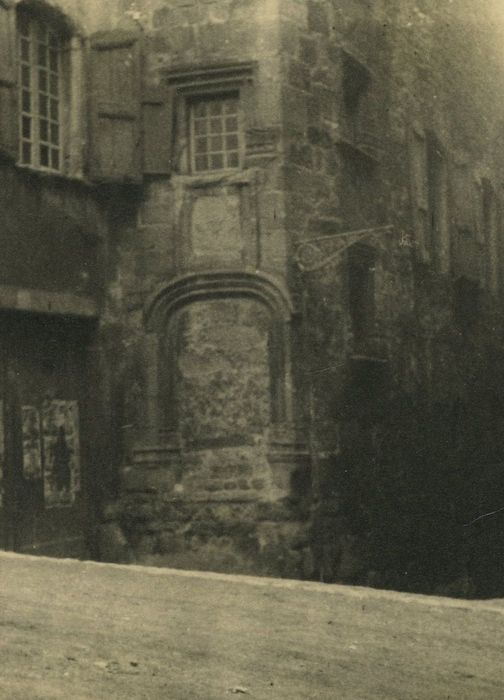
[102,273,312,578]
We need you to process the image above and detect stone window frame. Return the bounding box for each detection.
[163,62,256,177]
[18,7,64,171]
[15,1,85,179]
[188,92,242,174]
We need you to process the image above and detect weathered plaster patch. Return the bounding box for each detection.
[190,193,243,264]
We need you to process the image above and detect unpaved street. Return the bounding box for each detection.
[1,552,504,699]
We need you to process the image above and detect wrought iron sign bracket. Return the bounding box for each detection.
[295,225,394,272]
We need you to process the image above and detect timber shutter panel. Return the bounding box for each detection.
[0,0,18,160]
[89,29,142,183]
[142,86,173,175]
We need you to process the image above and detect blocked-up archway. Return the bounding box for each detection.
[143,270,295,441]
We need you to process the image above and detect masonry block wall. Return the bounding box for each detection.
[97,0,504,593]
[95,0,313,577]
[277,0,504,595]
[6,0,504,592]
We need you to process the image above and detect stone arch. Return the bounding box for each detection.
[15,0,83,36]
[142,271,294,440]
[145,270,293,329]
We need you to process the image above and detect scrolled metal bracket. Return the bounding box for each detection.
[295,225,394,272]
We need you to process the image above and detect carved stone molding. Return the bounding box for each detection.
[144,269,293,331]
[144,270,295,427]
[121,434,182,494]
[267,423,311,500]
[163,61,256,93]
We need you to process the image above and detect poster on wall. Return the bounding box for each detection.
[22,405,43,480]
[42,400,81,508]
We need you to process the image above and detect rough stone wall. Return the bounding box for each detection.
[278,0,504,595]
[97,0,313,577]
[26,0,504,592]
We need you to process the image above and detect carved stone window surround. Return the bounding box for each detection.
[164,61,257,175]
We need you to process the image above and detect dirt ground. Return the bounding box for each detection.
[1,552,504,699]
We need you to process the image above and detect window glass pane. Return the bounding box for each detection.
[50,123,59,145]
[21,39,31,62]
[194,119,207,135]
[38,69,48,92]
[225,117,238,131]
[18,13,30,37]
[49,50,58,72]
[22,141,32,164]
[22,90,31,112]
[39,119,48,141]
[40,144,49,167]
[226,134,238,150]
[37,23,47,43]
[210,153,224,170]
[193,102,207,118]
[210,136,223,151]
[21,65,31,88]
[195,155,208,171]
[50,99,58,121]
[39,95,48,116]
[49,74,59,96]
[209,101,223,116]
[195,137,207,154]
[210,118,222,134]
[227,152,239,168]
[51,149,60,170]
[224,99,238,114]
[38,44,47,67]
[22,116,32,140]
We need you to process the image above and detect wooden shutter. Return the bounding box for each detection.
[142,85,173,175]
[88,29,142,183]
[0,0,17,160]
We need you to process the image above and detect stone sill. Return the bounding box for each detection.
[162,491,264,503]
[171,168,258,190]
[15,162,94,189]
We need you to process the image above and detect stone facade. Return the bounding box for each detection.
[3,0,504,594]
